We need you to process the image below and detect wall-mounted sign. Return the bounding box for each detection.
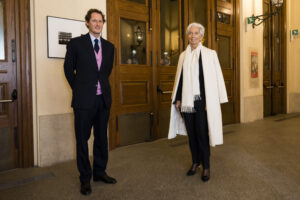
[247,17,255,24]
[292,29,298,36]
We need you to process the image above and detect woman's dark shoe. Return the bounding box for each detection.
[201,168,210,182]
[186,163,200,176]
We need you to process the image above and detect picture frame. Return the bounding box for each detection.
[251,51,258,78]
[47,16,87,59]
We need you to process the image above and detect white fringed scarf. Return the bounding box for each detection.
[181,43,202,113]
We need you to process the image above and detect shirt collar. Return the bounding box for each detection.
[89,33,101,46]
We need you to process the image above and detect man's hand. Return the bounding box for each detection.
[175,101,181,111]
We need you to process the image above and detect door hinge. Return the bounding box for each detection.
[114,47,117,66]
[116,115,118,132]
[150,51,153,67]
[14,127,18,149]
[150,112,154,140]
[12,40,16,62]
[148,0,152,31]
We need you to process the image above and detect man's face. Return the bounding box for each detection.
[86,12,104,36]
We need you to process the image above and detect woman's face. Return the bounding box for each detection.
[188,26,202,46]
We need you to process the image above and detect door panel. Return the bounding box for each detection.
[157,0,181,138]
[111,0,153,146]
[119,112,151,145]
[189,0,209,52]
[263,0,285,116]
[272,9,284,114]
[215,0,236,124]
[263,0,272,116]
[159,0,180,66]
[0,0,18,171]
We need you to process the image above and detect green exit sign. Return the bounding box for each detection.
[292,29,298,36]
[248,17,255,24]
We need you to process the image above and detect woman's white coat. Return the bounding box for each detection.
[168,45,228,147]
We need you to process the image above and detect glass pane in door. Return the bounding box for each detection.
[263,2,270,70]
[160,0,179,66]
[0,0,5,60]
[120,18,147,65]
[274,14,280,71]
[190,0,207,46]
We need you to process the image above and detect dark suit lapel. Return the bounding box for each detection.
[84,33,98,70]
[100,37,108,72]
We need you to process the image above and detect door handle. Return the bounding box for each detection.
[157,86,172,94]
[263,84,274,89]
[0,89,17,103]
[275,84,285,88]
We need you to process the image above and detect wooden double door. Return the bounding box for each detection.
[107,0,239,149]
[263,0,286,116]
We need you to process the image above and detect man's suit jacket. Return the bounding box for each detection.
[64,33,114,110]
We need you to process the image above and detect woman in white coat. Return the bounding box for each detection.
[168,23,228,182]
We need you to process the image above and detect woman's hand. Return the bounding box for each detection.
[175,100,181,111]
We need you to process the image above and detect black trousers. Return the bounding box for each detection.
[73,95,109,182]
[182,101,210,169]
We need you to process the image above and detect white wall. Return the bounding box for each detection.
[31,0,107,166]
[287,0,300,112]
[240,0,264,122]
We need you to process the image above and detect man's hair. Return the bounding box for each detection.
[85,8,106,23]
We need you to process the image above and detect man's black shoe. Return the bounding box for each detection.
[80,181,91,195]
[94,173,117,184]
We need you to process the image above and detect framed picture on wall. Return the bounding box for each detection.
[251,51,258,78]
[47,16,87,59]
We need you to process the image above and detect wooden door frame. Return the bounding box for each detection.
[234,0,240,123]
[211,0,240,123]
[15,0,34,167]
[282,1,287,114]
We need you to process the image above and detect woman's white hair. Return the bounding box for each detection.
[186,23,205,38]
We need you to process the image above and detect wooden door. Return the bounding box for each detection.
[155,0,183,138]
[0,0,18,171]
[263,0,272,116]
[213,0,238,124]
[108,0,153,146]
[263,0,286,116]
[108,0,240,148]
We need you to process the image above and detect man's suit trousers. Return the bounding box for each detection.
[74,95,109,182]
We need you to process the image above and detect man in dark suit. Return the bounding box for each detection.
[64,8,116,196]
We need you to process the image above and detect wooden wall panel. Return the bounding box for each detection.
[120,81,148,105]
